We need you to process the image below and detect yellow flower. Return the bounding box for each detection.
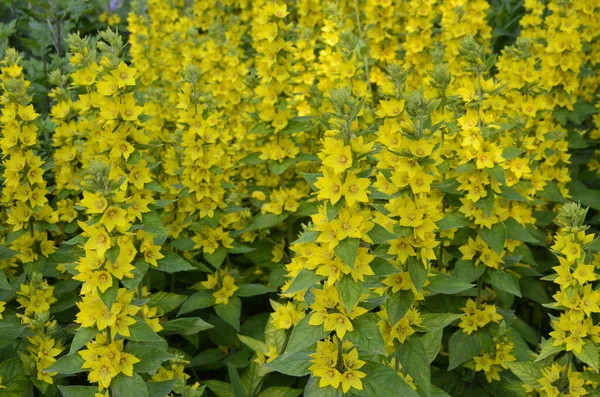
[119,95,143,121]
[128,162,153,189]
[100,206,129,232]
[88,358,118,389]
[314,367,341,389]
[324,313,353,338]
[474,353,493,372]
[376,98,405,118]
[315,172,343,204]
[84,226,112,257]
[572,263,596,285]
[323,145,353,175]
[459,314,478,335]
[91,270,113,293]
[340,369,366,392]
[97,75,120,96]
[341,173,370,206]
[111,61,137,88]
[18,104,39,121]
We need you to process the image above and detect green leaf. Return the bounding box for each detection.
[162,317,213,335]
[241,152,264,165]
[568,181,600,211]
[535,338,564,362]
[238,334,269,354]
[397,336,431,396]
[500,185,528,202]
[215,295,242,331]
[408,258,428,292]
[269,158,295,175]
[0,270,11,290]
[142,211,166,235]
[127,347,174,374]
[58,386,97,397]
[475,193,494,217]
[121,260,148,290]
[302,173,322,191]
[128,321,163,342]
[244,214,288,232]
[487,269,522,297]
[111,373,149,397]
[0,247,17,261]
[283,270,323,294]
[448,330,482,370]
[506,362,542,386]
[386,290,415,325]
[337,276,362,311]
[485,166,506,185]
[205,380,235,397]
[0,357,31,397]
[347,314,386,355]
[69,327,97,355]
[149,291,187,315]
[259,387,303,397]
[479,223,505,254]
[502,147,525,160]
[156,251,195,273]
[454,260,486,283]
[0,322,26,350]
[144,181,165,193]
[237,284,276,297]
[432,178,461,195]
[241,359,270,394]
[178,289,216,316]
[335,238,359,268]
[421,329,443,364]
[583,371,600,384]
[228,363,246,397]
[146,380,177,397]
[504,218,538,243]
[205,246,227,269]
[513,317,540,346]
[293,230,319,244]
[263,352,311,377]
[539,181,565,203]
[436,211,470,230]
[250,122,272,135]
[285,315,328,354]
[282,117,314,134]
[427,273,474,295]
[99,283,119,309]
[368,223,397,243]
[419,313,463,332]
[354,361,420,397]
[574,340,600,372]
[45,354,85,374]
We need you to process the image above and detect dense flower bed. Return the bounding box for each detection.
[0,0,600,396]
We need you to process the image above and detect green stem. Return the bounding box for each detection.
[352,0,375,109]
[279,326,293,355]
[476,276,483,309]
[137,278,143,300]
[559,352,572,389]
[336,337,344,372]
[250,376,267,397]
[476,69,484,134]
